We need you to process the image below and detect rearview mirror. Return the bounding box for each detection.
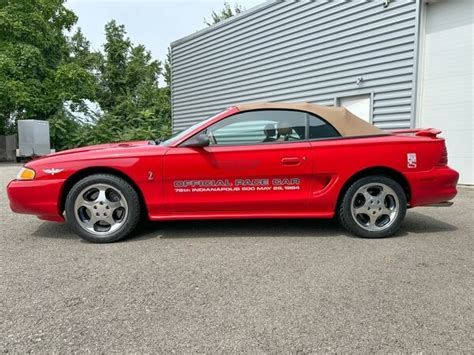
[180,133,210,148]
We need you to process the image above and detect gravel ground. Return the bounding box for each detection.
[1,163,473,353]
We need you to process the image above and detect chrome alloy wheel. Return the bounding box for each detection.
[350,182,399,232]
[73,183,128,236]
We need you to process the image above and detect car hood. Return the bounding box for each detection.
[47,140,152,158]
[25,140,162,168]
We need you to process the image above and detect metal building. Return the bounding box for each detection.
[171,0,473,184]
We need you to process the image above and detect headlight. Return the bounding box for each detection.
[16,167,36,180]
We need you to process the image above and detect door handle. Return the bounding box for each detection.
[281,157,300,165]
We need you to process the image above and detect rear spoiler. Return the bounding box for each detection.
[390,128,442,138]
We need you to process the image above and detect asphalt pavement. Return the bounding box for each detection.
[1,163,473,352]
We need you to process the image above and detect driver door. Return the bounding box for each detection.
[163,110,314,213]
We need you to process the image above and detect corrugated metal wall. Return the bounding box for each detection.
[171,0,419,133]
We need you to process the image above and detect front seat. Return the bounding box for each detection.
[263,124,276,142]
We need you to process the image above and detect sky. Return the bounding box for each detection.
[66,0,264,65]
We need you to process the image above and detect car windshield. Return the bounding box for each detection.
[161,109,226,146]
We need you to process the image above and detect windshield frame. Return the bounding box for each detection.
[161,107,238,147]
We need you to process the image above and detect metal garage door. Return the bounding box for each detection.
[418,0,473,184]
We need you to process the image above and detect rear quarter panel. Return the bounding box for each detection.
[309,135,446,213]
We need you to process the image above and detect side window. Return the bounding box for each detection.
[206,110,306,146]
[308,114,341,139]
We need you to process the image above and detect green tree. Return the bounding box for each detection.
[75,20,170,145]
[157,47,172,138]
[204,2,244,26]
[47,27,99,150]
[163,47,172,88]
[1,2,171,149]
[0,0,95,139]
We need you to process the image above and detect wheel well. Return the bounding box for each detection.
[337,167,411,208]
[60,167,148,215]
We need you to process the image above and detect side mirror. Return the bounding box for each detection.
[180,133,210,148]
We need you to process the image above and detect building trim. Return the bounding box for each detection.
[410,0,423,128]
[170,1,275,48]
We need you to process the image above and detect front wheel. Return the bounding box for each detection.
[338,175,407,238]
[65,174,141,243]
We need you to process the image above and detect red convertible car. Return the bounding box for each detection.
[7,102,459,243]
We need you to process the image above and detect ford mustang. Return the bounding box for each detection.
[7,102,459,243]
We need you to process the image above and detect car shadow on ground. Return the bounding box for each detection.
[32,222,77,240]
[137,218,345,240]
[32,210,457,242]
[399,210,458,234]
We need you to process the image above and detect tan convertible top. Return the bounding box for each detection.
[237,102,384,137]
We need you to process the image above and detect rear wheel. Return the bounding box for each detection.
[339,175,407,238]
[65,174,141,243]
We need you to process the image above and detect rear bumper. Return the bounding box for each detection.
[7,179,65,222]
[406,166,459,207]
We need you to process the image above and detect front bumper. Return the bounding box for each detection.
[406,166,459,207]
[7,179,65,222]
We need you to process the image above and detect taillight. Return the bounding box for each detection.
[437,144,448,166]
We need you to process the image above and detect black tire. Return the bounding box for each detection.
[338,175,407,238]
[65,174,141,243]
